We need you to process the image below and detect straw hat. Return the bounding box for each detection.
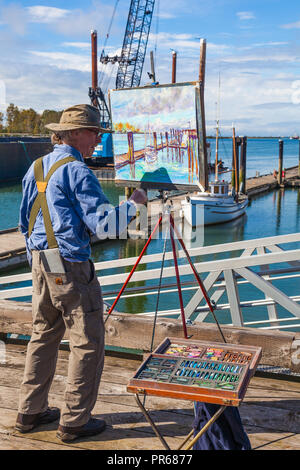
[45,104,112,133]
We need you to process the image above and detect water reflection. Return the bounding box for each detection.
[276,189,283,234]
[119,239,148,314]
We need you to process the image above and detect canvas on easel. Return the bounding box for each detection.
[108,81,205,191]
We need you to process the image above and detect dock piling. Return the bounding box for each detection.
[240,136,247,193]
[150,50,156,83]
[278,139,284,185]
[298,138,300,178]
[172,51,177,84]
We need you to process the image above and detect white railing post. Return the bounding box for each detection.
[224,269,244,327]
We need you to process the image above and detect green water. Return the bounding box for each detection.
[1,180,300,331]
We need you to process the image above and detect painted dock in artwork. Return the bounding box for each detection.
[114,129,198,177]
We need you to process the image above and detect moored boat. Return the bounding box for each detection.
[181,180,248,226]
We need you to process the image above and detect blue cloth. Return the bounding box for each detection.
[193,402,251,450]
[19,144,136,265]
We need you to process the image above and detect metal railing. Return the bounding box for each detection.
[0,232,300,331]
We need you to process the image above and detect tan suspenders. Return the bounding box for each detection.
[28,156,77,249]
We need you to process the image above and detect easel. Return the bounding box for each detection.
[104,191,229,450]
[105,190,226,343]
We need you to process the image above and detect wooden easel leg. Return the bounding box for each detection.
[135,393,171,450]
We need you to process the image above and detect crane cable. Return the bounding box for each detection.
[153,0,160,74]
[99,0,120,87]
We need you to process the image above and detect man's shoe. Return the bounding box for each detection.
[56,418,107,442]
[15,407,60,433]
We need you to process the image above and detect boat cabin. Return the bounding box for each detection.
[208,180,229,196]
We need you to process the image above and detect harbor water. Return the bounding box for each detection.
[0,137,300,330]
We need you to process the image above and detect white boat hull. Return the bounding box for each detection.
[181,195,248,227]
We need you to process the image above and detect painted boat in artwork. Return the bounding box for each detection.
[144,146,158,164]
[181,181,248,226]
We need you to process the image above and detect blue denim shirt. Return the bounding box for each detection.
[19,144,136,264]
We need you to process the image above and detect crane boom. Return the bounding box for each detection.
[115,0,155,89]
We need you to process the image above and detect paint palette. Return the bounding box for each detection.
[127,337,262,406]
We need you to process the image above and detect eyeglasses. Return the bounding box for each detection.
[86,129,102,138]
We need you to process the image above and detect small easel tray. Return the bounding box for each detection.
[127,337,262,406]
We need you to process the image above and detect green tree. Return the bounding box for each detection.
[5,104,63,135]
[40,109,62,134]
[19,108,40,134]
[6,103,20,133]
[0,111,4,132]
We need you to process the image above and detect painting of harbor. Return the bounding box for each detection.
[109,82,204,189]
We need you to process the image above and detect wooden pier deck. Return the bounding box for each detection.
[0,341,299,450]
[245,166,299,197]
[115,141,170,169]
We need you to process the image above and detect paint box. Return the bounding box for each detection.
[127,337,262,406]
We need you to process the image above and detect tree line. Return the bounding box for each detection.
[0,104,62,135]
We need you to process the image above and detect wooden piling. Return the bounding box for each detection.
[240,136,247,193]
[153,132,157,150]
[91,30,98,108]
[150,50,156,83]
[232,127,239,193]
[278,139,283,185]
[198,38,209,190]
[298,138,300,178]
[127,132,134,163]
[172,51,177,84]
[125,187,133,200]
[235,136,240,191]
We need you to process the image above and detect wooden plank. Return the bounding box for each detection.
[240,402,300,434]
[0,385,194,432]
[2,383,300,450]
[0,407,187,451]
[1,362,299,434]
[1,349,141,383]
[1,384,299,450]
[248,375,300,393]
[245,425,300,450]
[0,231,25,254]
[0,306,297,369]
[0,343,299,449]
[0,432,78,450]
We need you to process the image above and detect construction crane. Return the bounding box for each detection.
[115,0,155,89]
[90,0,156,131]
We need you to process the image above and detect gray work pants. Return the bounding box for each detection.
[18,250,105,427]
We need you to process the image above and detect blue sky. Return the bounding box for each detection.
[0,0,300,135]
